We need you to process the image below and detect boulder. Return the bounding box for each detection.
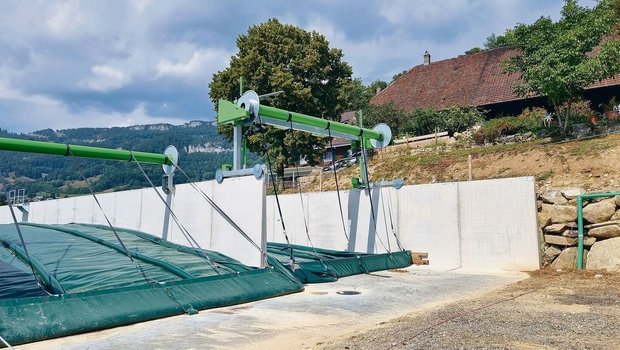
[587,237,620,271]
[561,188,584,200]
[612,210,620,221]
[588,225,620,239]
[615,195,620,207]
[538,211,552,229]
[551,247,586,270]
[584,236,597,247]
[543,246,561,260]
[541,204,577,224]
[541,191,568,205]
[582,200,616,223]
[544,223,568,234]
[544,234,577,246]
[562,228,578,238]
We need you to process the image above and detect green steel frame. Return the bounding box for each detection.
[576,191,620,269]
[0,137,174,165]
[217,99,383,142]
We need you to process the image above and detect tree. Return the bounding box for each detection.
[209,19,353,179]
[391,70,408,82]
[505,0,620,132]
[465,47,482,55]
[484,31,516,50]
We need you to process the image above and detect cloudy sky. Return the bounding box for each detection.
[0,0,594,133]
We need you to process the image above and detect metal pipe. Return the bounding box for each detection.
[577,195,584,269]
[576,191,620,269]
[0,137,173,165]
[258,105,383,141]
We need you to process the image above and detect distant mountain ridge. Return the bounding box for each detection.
[0,120,246,200]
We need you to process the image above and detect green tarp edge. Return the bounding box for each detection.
[0,265,303,345]
[267,242,413,283]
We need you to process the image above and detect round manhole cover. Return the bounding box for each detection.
[336,290,361,296]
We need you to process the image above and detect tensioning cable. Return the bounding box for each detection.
[6,202,60,296]
[67,146,159,285]
[130,153,222,273]
[172,162,265,258]
[0,334,13,349]
[255,116,294,263]
[327,128,350,243]
[360,145,391,254]
[384,186,405,251]
[288,121,335,277]
[379,187,393,253]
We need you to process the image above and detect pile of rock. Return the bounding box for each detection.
[538,188,620,271]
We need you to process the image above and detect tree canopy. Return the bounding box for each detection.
[209,19,353,175]
[505,0,620,130]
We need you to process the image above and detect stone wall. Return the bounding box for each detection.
[538,188,620,270]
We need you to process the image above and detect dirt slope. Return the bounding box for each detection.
[301,133,620,193]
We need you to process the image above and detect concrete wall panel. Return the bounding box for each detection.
[397,183,461,270]
[210,176,264,267]
[458,177,540,270]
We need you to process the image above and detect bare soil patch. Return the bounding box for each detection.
[299,134,620,194]
[319,270,620,350]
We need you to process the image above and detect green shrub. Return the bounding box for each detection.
[517,107,546,131]
[401,107,486,137]
[475,108,547,144]
[556,99,594,126]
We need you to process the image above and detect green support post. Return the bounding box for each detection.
[577,195,584,269]
[358,110,366,188]
[576,191,620,269]
[242,138,248,168]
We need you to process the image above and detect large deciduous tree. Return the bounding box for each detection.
[209,19,353,178]
[505,0,620,132]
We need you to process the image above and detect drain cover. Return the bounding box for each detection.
[336,290,361,295]
[311,291,328,295]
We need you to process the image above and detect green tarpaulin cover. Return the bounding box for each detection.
[0,223,412,346]
[0,223,303,346]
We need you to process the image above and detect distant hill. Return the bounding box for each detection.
[0,121,251,201]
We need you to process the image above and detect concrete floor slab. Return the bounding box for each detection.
[20,267,527,350]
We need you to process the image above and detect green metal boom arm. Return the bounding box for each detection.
[217,93,389,144]
[258,105,383,141]
[0,137,174,165]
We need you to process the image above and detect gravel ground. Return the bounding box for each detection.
[319,270,620,350]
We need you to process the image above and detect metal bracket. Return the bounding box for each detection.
[357,178,405,190]
[215,164,264,184]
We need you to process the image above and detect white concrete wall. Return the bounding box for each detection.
[267,177,540,271]
[1,177,265,267]
[1,176,540,271]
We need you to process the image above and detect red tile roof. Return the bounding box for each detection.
[340,111,357,124]
[371,46,620,111]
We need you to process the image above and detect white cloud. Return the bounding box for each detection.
[0,80,189,132]
[46,0,85,36]
[0,80,61,107]
[155,49,230,80]
[84,65,130,92]
[132,0,153,16]
[379,0,468,25]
